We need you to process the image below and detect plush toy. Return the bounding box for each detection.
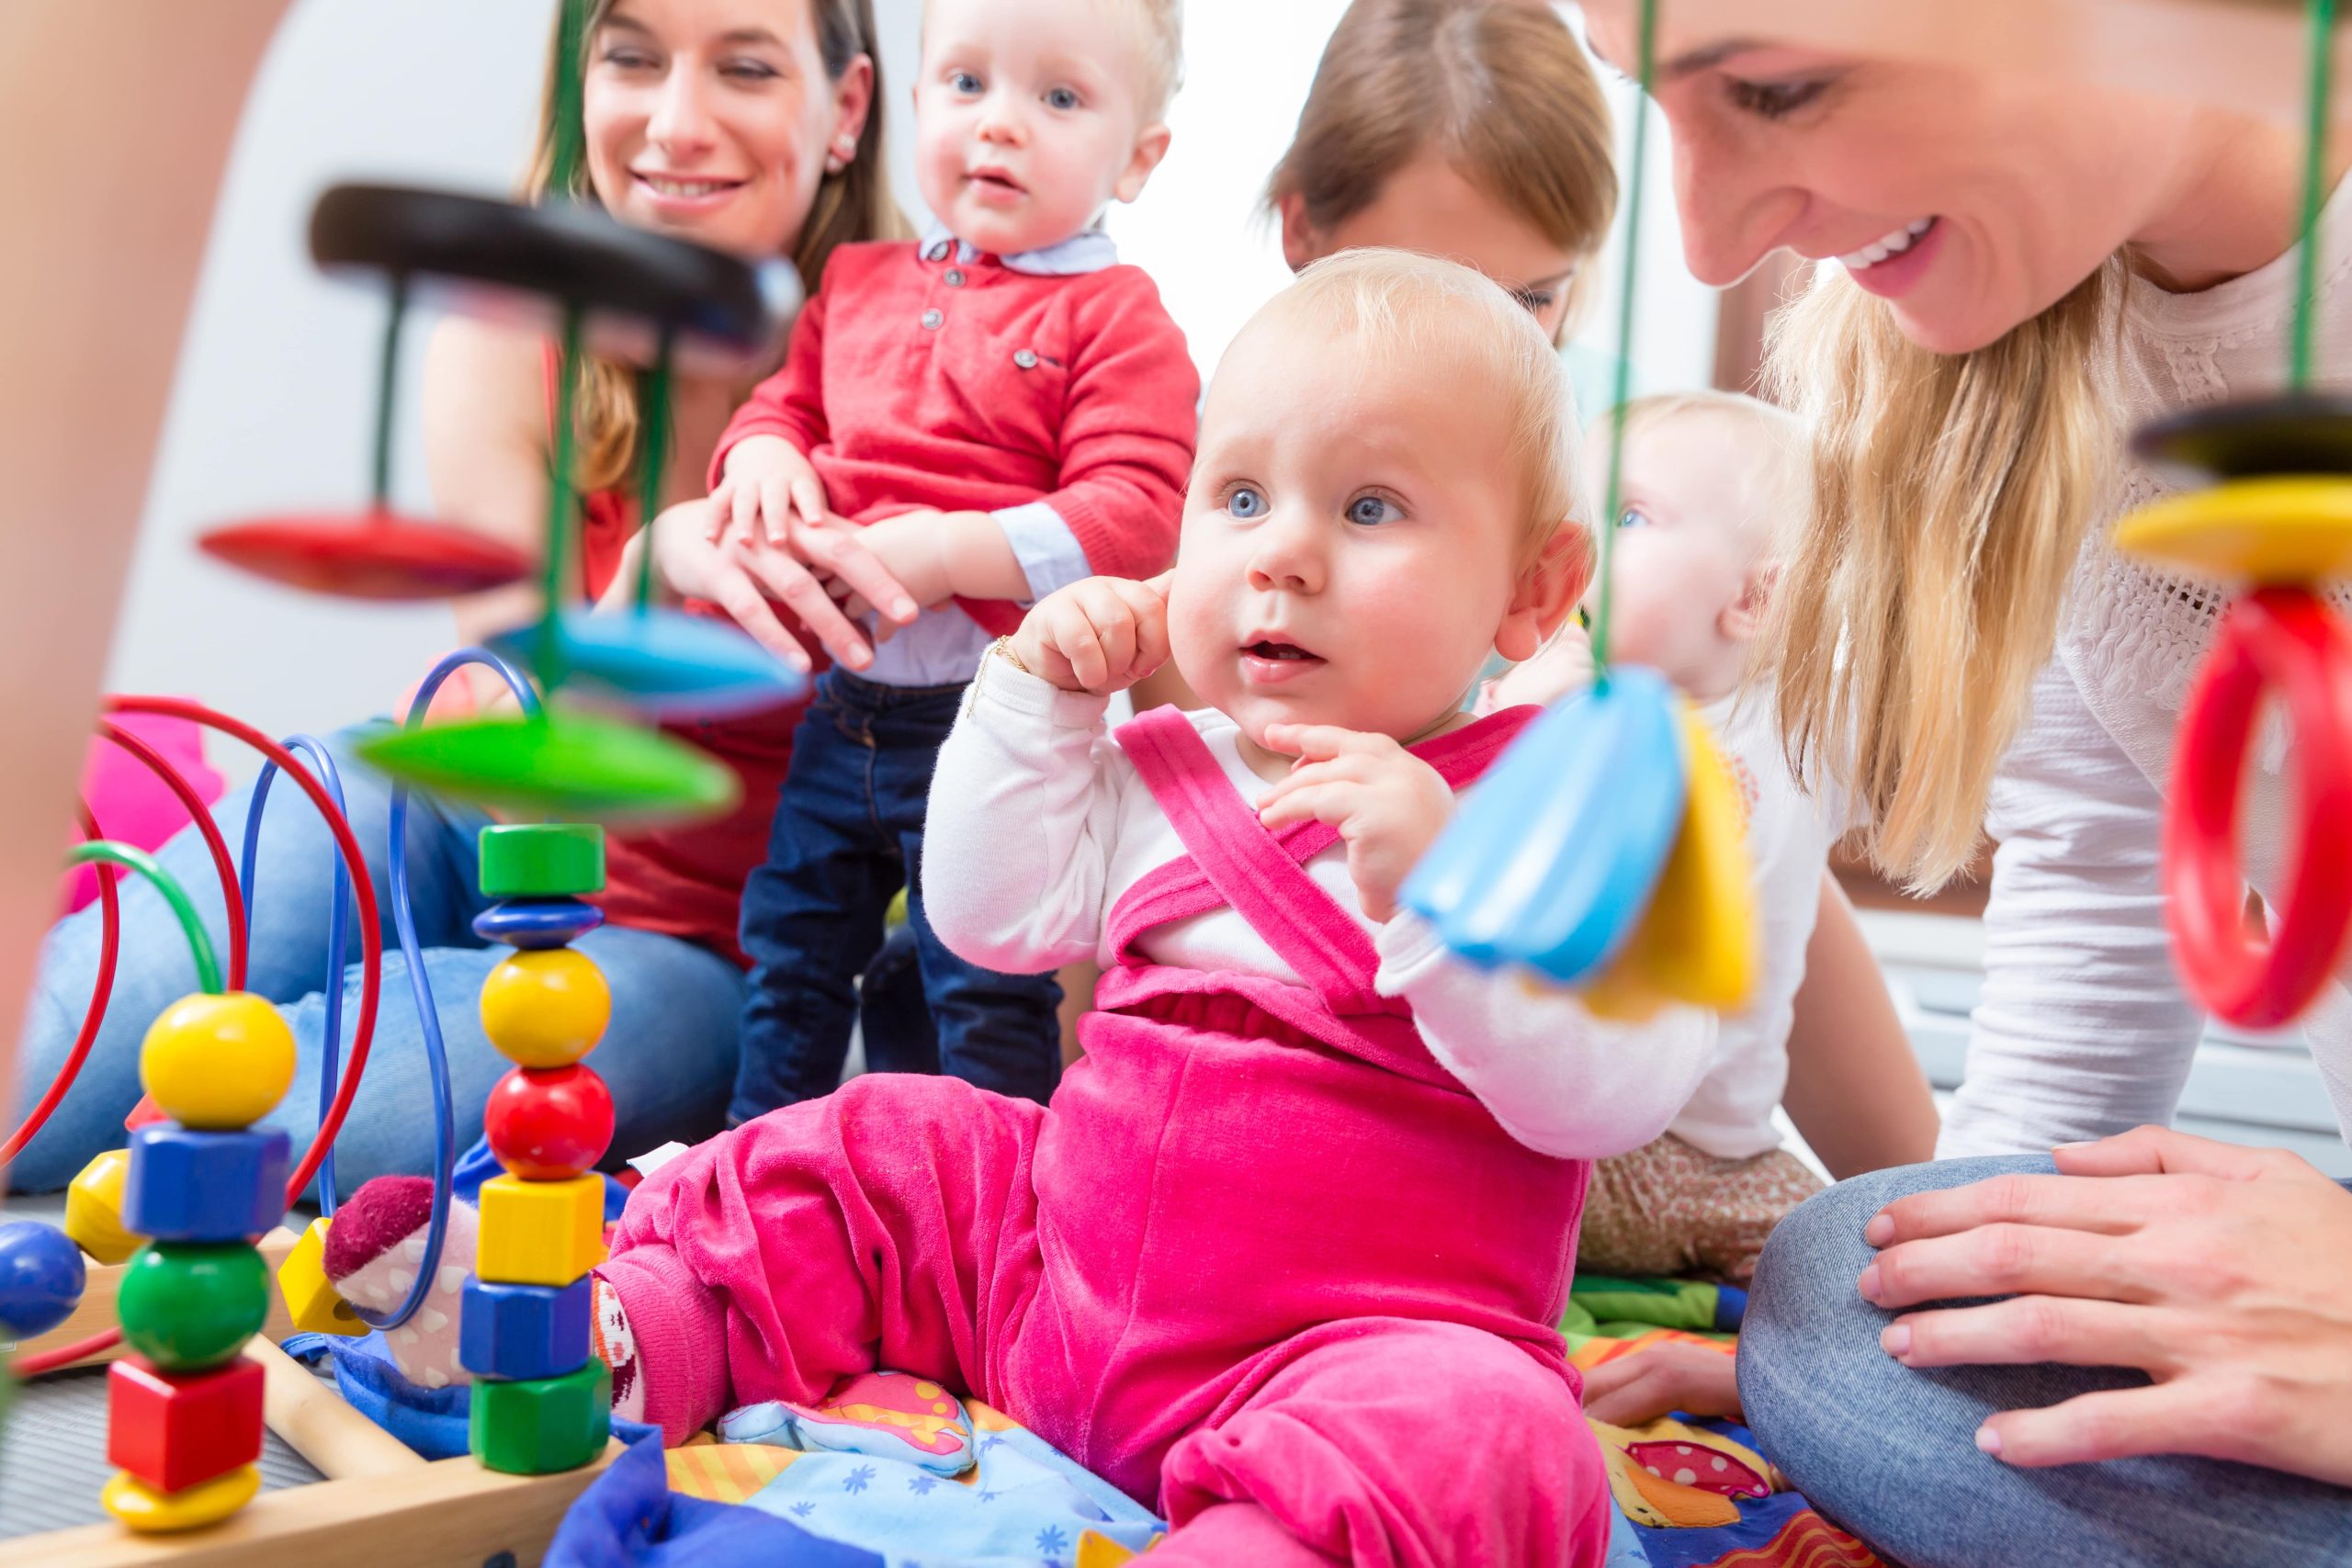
[323,1175,479,1390]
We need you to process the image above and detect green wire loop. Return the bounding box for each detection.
[634,331,676,613]
[548,0,590,200]
[67,841,222,996]
[1588,0,1659,684]
[2293,0,2337,389]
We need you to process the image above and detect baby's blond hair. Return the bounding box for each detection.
[922,0,1183,122]
[1593,389,1811,557]
[1251,249,1581,570]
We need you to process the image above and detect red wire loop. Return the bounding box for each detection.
[2165,586,2352,1027]
[12,698,388,1379]
[95,719,249,993]
[0,807,121,1166]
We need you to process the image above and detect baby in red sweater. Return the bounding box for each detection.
[705,0,1199,1122]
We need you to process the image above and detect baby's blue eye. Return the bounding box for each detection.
[949,70,982,94]
[1348,495,1401,526]
[1226,487,1267,520]
[1616,507,1649,529]
[1046,85,1080,110]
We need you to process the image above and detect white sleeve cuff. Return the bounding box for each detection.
[970,649,1113,731]
[992,502,1092,605]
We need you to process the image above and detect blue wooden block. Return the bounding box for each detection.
[459,1276,592,1381]
[472,897,605,951]
[122,1125,289,1242]
[1402,665,1688,984]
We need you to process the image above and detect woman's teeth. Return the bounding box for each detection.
[1839,218,1934,271]
[641,175,733,198]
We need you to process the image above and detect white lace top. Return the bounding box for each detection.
[1939,176,2352,1156]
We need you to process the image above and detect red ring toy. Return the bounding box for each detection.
[2166,585,2352,1027]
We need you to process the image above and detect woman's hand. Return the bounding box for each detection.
[1255,726,1453,922]
[1580,1341,1745,1427]
[1862,1123,2352,1483]
[634,500,915,674]
[1007,574,1171,695]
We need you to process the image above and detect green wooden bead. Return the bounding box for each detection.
[469,1360,612,1474]
[478,825,606,899]
[116,1242,267,1371]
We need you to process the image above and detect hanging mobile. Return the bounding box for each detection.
[1403,0,1758,1019]
[2112,0,2352,1029]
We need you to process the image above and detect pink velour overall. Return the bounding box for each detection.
[600,705,1611,1566]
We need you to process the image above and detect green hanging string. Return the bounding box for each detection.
[537,307,584,695]
[549,0,590,200]
[370,277,408,507]
[1587,0,1659,684]
[2292,0,2337,389]
[634,332,675,613]
[66,841,222,996]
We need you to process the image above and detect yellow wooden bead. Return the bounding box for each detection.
[2113,476,2352,585]
[139,993,296,1131]
[65,1147,143,1266]
[479,950,611,1068]
[477,1174,607,1288]
[277,1216,366,1337]
[101,1463,260,1533]
[1583,704,1759,1021]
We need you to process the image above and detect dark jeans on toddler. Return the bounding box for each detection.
[731,669,1062,1122]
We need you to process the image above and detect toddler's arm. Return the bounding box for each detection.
[707,259,835,541]
[1377,918,1718,1160]
[925,576,1172,973]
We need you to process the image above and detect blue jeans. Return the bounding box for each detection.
[732,670,1060,1122]
[9,726,743,1198]
[1741,1156,2352,1567]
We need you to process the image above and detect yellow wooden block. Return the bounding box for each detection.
[277,1216,367,1337]
[1584,704,1758,1020]
[477,1175,607,1288]
[2113,476,2352,585]
[65,1147,144,1266]
[101,1463,261,1532]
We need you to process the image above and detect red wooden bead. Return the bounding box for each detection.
[484,1065,614,1180]
[107,1355,264,1495]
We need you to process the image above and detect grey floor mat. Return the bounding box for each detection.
[1,1364,327,1540]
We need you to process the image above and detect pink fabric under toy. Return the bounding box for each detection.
[66,710,225,913]
[600,705,1611,1566]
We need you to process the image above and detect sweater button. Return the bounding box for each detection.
[1013,349,1038,369]
[921,308,944,330]
[944,267,966,287]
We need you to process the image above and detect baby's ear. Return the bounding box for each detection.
[1496,523,1590,662]
[1719,558,1780,642]
[1114,122,1174,204]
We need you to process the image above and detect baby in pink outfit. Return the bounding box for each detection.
[594,253,1717,1566]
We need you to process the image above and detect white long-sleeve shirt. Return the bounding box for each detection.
[1939,175,2352,1156]
[922,660,1717,1160]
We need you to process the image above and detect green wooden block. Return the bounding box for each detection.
[479,825,605,899]
[468,1359,611,1474]
[116,1242,267,1371]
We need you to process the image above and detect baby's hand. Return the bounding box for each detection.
[1485,620,1597,712]
[1255,726,1452,922]
[709,434,828,547]
[1009,574,1171,695]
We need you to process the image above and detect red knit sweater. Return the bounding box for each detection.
[712,240,1198,635]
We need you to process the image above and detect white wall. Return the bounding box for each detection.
[108,0,1713,767]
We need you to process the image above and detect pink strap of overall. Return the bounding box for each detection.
[1108,705,1539,1016]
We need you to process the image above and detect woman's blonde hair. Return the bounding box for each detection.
[1764,258,2125,891]
[1264,249,1582,564]
[1264,0,1617,340]
[528,0,903,494]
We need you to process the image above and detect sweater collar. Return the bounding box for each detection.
[918,220,1118,276]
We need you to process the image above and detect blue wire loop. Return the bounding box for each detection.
[241,735,353,1215]
[281,648,541,1333]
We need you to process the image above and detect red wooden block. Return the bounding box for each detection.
[107,1356,265,1495]
[484,1065,614,1181]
